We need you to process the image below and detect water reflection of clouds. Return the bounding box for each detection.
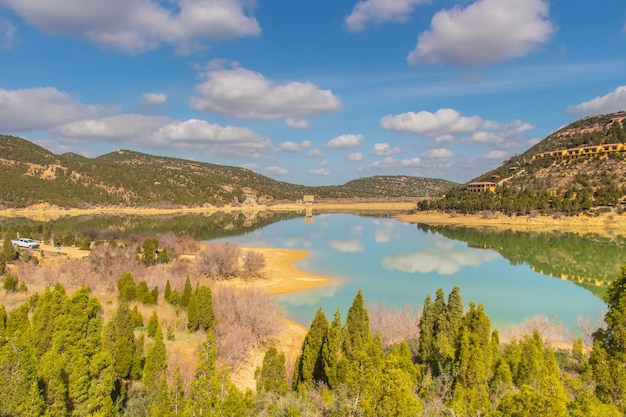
[275,279,343,307]
[281,236,312,248]
[382,247,499,275]
[349,224,363,235]
[375,221,395,243]
[328,239,365,253]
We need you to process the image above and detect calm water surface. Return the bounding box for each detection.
[209,214,608,332]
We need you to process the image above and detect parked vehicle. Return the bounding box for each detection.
[11,238,40,249]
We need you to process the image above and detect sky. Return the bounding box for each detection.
[0,0,625,186]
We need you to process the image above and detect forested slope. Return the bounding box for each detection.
[0,135,457,208]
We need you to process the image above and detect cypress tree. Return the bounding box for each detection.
[195,285,215,331]
[187,292,199,332]
[293,307,328,388]
[344,289,371,361]
[164,280,172,303]
[180,276,192,308]
[117,271,137,302]
[0,304,6,347]
[591,265,626,412]
[6,304,30,337]
[143,325,167,390]
[322,308,345,389]
[255,346,290,395]
[148,310,159,338]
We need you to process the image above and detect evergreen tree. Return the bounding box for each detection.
[147,377,174,417]
[142,237,160,266]
[293,307,328,388]
[0,332,45,416]
[322,308,346,389]
[143,324,167,390]
[104,302,143,404]
[0,304,6,347]
[148,310,159,338]
[255,346,290,396]
[29,283,66,358]
[118,271,137,302]
[5,303,30,337]
[180,276,192,308]
[164,279,172,303]
[590,265,626,412]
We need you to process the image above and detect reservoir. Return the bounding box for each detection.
[208,213,616,335]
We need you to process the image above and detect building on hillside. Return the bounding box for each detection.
[467,182,497,192]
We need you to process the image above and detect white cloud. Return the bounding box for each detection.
[485,150,508,160]
[328,239,364,253]
[344,0,429,32]
[264,165,288,175]
[408,0,555,66]
[308,168,330,176]
[0,87,111,131]
[140,92,167,106]
[422,148,453,158]
[382,247,498,275]
[53,115,271,158]
[320,159,329,167]
[464,119,534,148]
[285,118,310,129]
[307,149,324,157]
[566,86,626,117]
[0,17,16,50]
[372,142,402,156]
[364,155,422,171]
[326,133,363,149]
[190,63,342,120]
[381,108,492,136]
[2,0,261,53]
[279,140,311,152]
[347,152,363,162]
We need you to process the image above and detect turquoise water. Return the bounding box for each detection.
[209,214,608,333]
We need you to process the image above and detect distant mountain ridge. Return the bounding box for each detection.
[0,135,458,208]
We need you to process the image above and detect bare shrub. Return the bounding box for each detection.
[214,286,283,366]
[158,232,199,256]
[196,243,241,279]
[368,301,421,348]
[89,243,142,292]
[500,314,574,346]
[243,250,265,277]
[577,312,605,346]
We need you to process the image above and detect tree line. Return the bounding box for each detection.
[3,265,626,415]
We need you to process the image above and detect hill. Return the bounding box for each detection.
[419,112,626,215]
[0,135,457,208]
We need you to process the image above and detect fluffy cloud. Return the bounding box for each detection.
[364,156,421,171]
[190,64,342,120]
[566,86,626,117]
[347,152,363,162]
[372,142,402,156]
[344,0,429,32]
[464,119,534,148]
[53,115,271,158]
[2,0,260,53]
[0,18,16,50]
[279,140,311,152]
[0,87,111,131]
[285,118,310,129]
[264,165,288,175]
[140,92,167,106]
[308,168,330,176]
[408,0,555,66]
[326,134,363,149]
[422,148,453,158]
[381,108,495,136]
[307,149,324,157]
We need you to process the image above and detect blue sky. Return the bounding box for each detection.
[0,0,625,185]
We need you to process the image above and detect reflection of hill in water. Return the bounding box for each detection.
[418,224,626,298]
[4,211,302,241]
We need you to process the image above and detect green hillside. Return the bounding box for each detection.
[0,135,457,208]
[419,112,626,215]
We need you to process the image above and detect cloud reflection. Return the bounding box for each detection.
[382,247,499,275]
[275,279,344,307]
[328,239,365,253]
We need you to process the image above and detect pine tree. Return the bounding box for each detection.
[148,310,159,338]
[117,271,137,302]
[322,308,345,389]
[293,307,328,388]
[147,377,174,417]
[5,303,30,337]
[255,346,290,395]
[590,265,626,412]
[143,324,167,390]
[0,332,45,416]
[0,304,7,347]
[343,289,371,361]
[187,292,199,332]
[180,276,192,308]
[164,280,172,303]
[141,237,160,266]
